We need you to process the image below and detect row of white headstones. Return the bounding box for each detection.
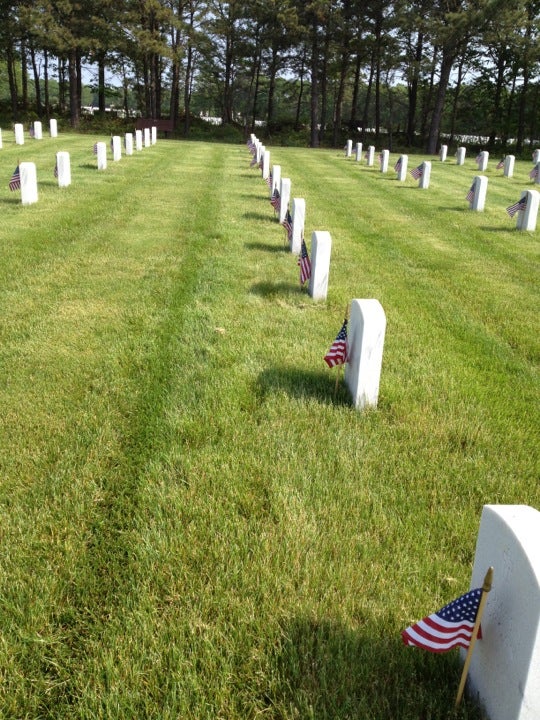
[250,133,386,413]
[251,134,540,720]
[345,139,540,231]
[3,121,157,205]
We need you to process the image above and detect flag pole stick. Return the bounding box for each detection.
[455,566,493,707]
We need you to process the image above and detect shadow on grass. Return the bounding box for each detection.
[250,281,301,297]
[244,241,288,253]
[1,196,22,205]
[251,616,484,720]
[257,366,350,407]
[79,163,98,170]
[244,211,278,223]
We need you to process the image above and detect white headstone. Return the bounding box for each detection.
[366,146,375,166]
[344,298,386,410]
[532,149,540,164]
[419,161,431,189]
[49,118,58,137]
[257,143,264,164]
[396,154,408,182]
[96,141,107,170]
[516,190,539,231]
[135,129,143,151]
[144,128,151,147]
[151,126,157,144]
[345,139,353,157]
[262,150,270,180]
[271,164,281,198]
[20,161,38,205]
[470,175,488,211]
[439,144,448,162]
[466,505,540,720]
[33,121,43,140]
[14,123,24,145]
[279,177,291,225]
[56,151,71,187]
[355,142,363,162]
[380,149,389,173]
[112,135,122,161]
[125,133,133,156]
[477,150,489,171]
[533,163,540,186]
[456,146,466,165]
[504,155,515,178]
[308,231,331,301]
[291,198,305,255]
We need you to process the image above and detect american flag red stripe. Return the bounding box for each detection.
[9,165,21,191]
[506,197,527,217]
[324,320,348,368]
[298,237,311,285]
[394,157,402,173]
[402,588,483,653]
[496,159,504,170]
[270,188,280,212]
[529,165,539,180]
[282,208,293,241]
[410,164,423,180]
[466,182,475,203]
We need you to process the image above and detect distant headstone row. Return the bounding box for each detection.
[247,133,386,412]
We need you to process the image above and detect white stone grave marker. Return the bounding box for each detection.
[308,231,331,301]
[355,142,363,162]
[516,190,539,231]
[33,121,43,140]
[466,504,540,720]
[125,133,133,156]
[144,128,151,147]
[380,149,389,173]
[504,155,515,178]
[135,129,143,151]
[262,150,270,180]
[14,123,24,145]
[456,146,466,165]
[151,126,157,144]
[469,175,488,211]
[279,178,291,225]
[291,198,305,255]
[366,146,375,166]
[532,163,540,185]
[345,298,386,410]
[396,154,408,182]
[112,135,122,161]
[49,118,58,137]
[477,150,489,171]
[56,151,71,187]
[439,144,448,162]
[345,139,352,157]
[419,161,431,189]
[20,162,38,205]
[533,149,540,164]
[96,141,107,170]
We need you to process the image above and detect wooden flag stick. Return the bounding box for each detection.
[455,566,494,707]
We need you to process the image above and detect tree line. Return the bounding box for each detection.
[1,0,539,152]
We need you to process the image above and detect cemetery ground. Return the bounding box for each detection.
[0,133,538,719]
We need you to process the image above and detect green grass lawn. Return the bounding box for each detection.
[0,131,538,719]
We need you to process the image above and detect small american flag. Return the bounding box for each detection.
[476,153,482,165]
[250,155,257,167]
[9,165,21,191]
[496,158,504,170]
[265,172,272,189]
[529,165,539,180]
[282,208,293,242]
[29,124,34,138]
[506,197,527,217]
[93,142,98,154]
[402,588,483,653]
[324,319,348,368]
[410,164,423,180]
[298,237,311,285]
[270,188,280,213]
[54,160,58,178]
[394,157,402,173]
[466,181,475,203]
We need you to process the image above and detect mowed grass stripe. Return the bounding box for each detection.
[0,137,537,718]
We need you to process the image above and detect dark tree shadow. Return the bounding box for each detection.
[246,616,485,719]
[249,281,302,297]
[256,366,350,406]
[243,211,279,223]
[244,241,288,253]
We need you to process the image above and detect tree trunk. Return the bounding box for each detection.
[309,20,319,147]
[68,48,80,127]
[98,54,106,113]
[44,49,50,117]
[6,43,18,118]
[361,48,375,144]
[21,39,28,112]
[318,27,330,144]
[295,47,306,132]
[426,46,455,154]
[29,43,43,115]
[349,49,362,131]
[332,46,350,147]
[406,31,423,146]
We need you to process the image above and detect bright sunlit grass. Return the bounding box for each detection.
[0,132,538,719]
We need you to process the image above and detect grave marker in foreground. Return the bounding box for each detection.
[33,121,43,140]
[125,133,134,156]
[279,178,291,225]
[308,231,331,301]
[135,129,143,151]
[291,198,305,255]
[14,123,24,145]
[468,175,488,211]
[439,144,448,162]
[456,147,466,165]
[366,146,375,166]
[345,298,386,410]
[56,151,71,187]
[96,141,107,170]
[504,155,515,177]
[355,142,363,162]
[466,504,540,720]
[112,135,122,161]
[20,162,38,205]
[516,190,539,231]
[49,118,58,137]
